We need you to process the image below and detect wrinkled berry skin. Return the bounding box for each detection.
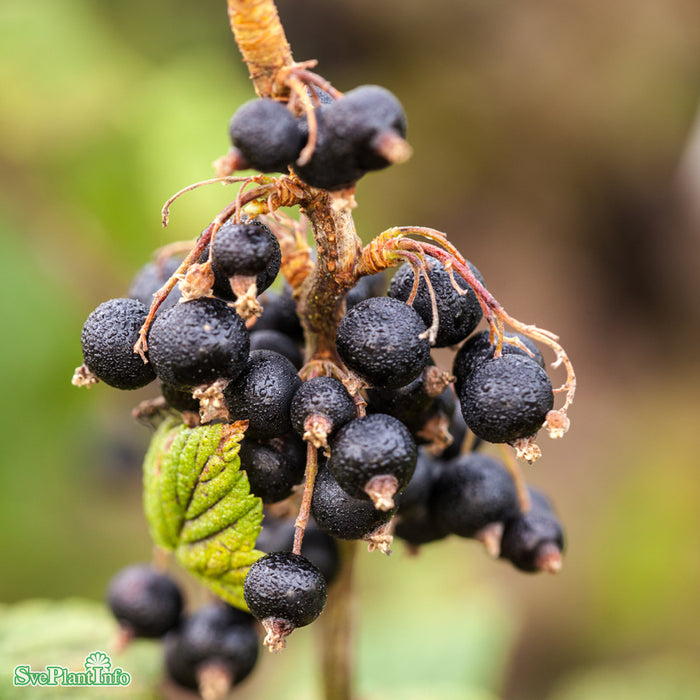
[311,465,395,540]
[148,297,249,389]
[500,491,565,572]
[107,564,183,638]
[460,354,554,443]
[224,350,301,440]
[244,552,327,628]
[388,255,484,347]
[453,329,545,396]
[239,432,306,504]
[229,98,305,172]
[336,296,430,389]
[164,603,258,690]
[128,255,182,313]
[211,220,281,278]
[431,453,519,537]
[290,377,357,440]
[329,414,417,501]
[81,298,156,390]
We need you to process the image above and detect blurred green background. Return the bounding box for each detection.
[1,0,700,698]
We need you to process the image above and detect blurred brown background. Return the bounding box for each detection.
[1,1,699,698]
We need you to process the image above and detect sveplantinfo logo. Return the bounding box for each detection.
[13,651,131,688]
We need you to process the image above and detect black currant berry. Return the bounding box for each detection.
[148,297,249,389]
[387,255,484,347]
[160,381,200,414]
[244,552,327,650]
[211,220,281,278]
[431,453,519,539]
[239,432,306,504]
[128,255,182,313]
[459,354,554,444]
[249,329,303,369]
[328,414,417,510]
[80,298,156,390]
[345,271,387,308]
[453,329,545,396]
[256,513,340,586]
[224,350,301,440]
[254,287,304,342]
[336,296,431,389]
[229,98,305,172]
[106,564,183,638]
[164,603,258,693]
[311,465,395,540]
[290,377,357,448]
[500,489,564,573]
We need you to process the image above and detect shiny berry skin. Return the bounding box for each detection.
[290,377,357,442]
[336,296,430,389]
[459,354,554,443]
[80,298,156,390]
[387,255,484,347]
[328,414,417,501]
[244,552,327,628]
[311,465,395,540]
[128,255,182,313]
[453,329,545,396]
[211,220,281,278]
[224,350,302,440]
[164,603,258,691]
[239,432,306,504]
[431,453,519,538]
[106,564,183,638]
[147,297,249,389]
[229,98,305,173]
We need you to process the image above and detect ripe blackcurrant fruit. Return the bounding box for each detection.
[311,464,395,540]
[229,98,305,172]
[256,513,340,585]
[106,564,183,638]
[500,488,565,573]
[164,603,259,694]
[387,255,484,347]
[431,453,519,539]
[336,296,431,389]
[147,297,249,389]
[224,350,302,440]
[243,552,327,651]
[128,255,182,313]
[80,298,156,390]
[254,286,304,342]
[345,271,387,308]
[453,329,545,396]
[211,220,281,278]
[239,432,306,504]
[328,414,417,510]
[160,381,200,414]
[290,376,357,448]
[249,329,303,369]
[459,354,554,444]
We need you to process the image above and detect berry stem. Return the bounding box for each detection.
[293,442,319,554]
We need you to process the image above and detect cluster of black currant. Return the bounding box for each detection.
[73,21,575,697]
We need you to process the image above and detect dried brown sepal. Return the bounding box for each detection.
[511,435,542,464]
[72,363,99,388]
[302,414,334,451]
[213,147,250,178]
[422,365,454,398]
[473,522,504,558]
[417,412,453,456]
[179,262,214,301]
[329,189,357,213]
[111,624,134,655]
[364,474,399,512]
[197,661,234,700]
[262,617,296,653]
[230,276,262,319]
[545,409,570,439]
[534,542,563,574]
[193,379,231,424]
[131,396,169,427]
[363,520,394,556]
[370,130,413,165]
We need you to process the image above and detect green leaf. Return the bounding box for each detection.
[143,417,264,610]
